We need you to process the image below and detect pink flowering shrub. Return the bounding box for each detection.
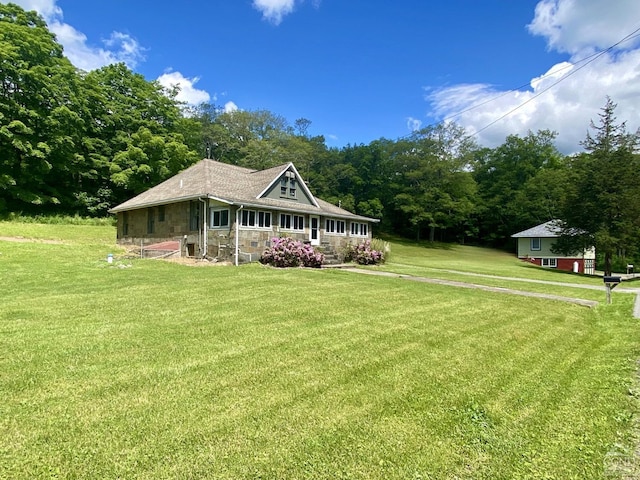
[344,239,385,265]
[260,237,324,268]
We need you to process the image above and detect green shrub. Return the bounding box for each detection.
[260,237,324,268]
[4,213,116,226]
[370,237,391,261]
[344,239,387,265]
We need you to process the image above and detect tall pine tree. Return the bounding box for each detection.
[555,98,640,275]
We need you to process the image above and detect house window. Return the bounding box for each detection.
[279,172,297,199]
[241,210,272,229]
[350,222,368,237]
[258,211,272,228]
[210,208,229,228]
[241,209,256,227]
[531,238,541,251]
[325,218,346,235]
[280,213,304,231]
[147,208,155,234]
[158,205,165,222]
[541,258,557,268]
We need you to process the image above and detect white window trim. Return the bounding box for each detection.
[279,213,305,231]
[325,218,346,236]
[279,173,297,199]
[530,238,541,251]
[240,209,272,230]
[209,208,230,229]
[350,222,368,237]
[542,258,557,268]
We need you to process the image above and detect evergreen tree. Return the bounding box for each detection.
[555,98,640,275]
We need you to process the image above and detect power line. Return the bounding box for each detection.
[400,28,640,142]
[469,26,640,138]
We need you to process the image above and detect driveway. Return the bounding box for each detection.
[339,266,640,317]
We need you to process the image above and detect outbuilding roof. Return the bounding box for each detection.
[109,158,378,222]
[511,220,562,238]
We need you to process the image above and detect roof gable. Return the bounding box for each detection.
[257,163,319,207]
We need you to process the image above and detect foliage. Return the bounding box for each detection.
[0,3,85,212]
[473,130,565,247]
[259,236,324,268]
[84,64,198,206]
[0,4,197,216]
[208,109,292,169]
[2,213,115,226]
[387,123,479,242]
[370,237,391,261]
[344,239,386,265]
[555,98,640,275]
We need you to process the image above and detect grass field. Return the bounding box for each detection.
[1,222,640,479]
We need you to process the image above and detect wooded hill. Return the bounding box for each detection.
[2,3,640,271]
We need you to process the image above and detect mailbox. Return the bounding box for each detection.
[603,275,622,304]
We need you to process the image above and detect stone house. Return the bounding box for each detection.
[511,220,595,274]
[109,159,379,263]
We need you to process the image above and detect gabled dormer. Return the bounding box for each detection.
[258,163,318,207]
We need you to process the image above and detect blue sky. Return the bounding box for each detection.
[8,0,640,153]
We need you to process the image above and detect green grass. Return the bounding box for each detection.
[365,239,634,304]
[1,224,640,479]
[383,238,599,281]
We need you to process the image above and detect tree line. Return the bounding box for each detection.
[2,3,640,273]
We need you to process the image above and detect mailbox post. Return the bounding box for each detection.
[603,276,622,304]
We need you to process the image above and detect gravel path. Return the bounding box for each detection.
[340,266,640,315]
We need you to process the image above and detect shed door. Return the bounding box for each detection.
[310,216,320,246]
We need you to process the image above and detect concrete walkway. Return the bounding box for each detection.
[336,265,640,316]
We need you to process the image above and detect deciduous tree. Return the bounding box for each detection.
[473,130,564,246]
[0,3,85,213]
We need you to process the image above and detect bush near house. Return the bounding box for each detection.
[260,237,324,268]
[345,239,388,265]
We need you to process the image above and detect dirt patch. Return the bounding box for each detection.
[162,256,232,267]
[0,236,65,244]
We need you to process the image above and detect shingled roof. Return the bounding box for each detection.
[511,220,562,238]
[109,159,377,222]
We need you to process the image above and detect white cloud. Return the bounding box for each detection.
[425,0,640,154]
[9,0,145,70]
[10,0,60,19]
[224,101,239,113]
[406,117,422,132]
[157,71,211,105]
[252,0,297,25]
[527,0,640,56]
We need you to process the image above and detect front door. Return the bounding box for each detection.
[310,216,320,246]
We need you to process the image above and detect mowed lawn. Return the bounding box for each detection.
[1,223,640,479]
